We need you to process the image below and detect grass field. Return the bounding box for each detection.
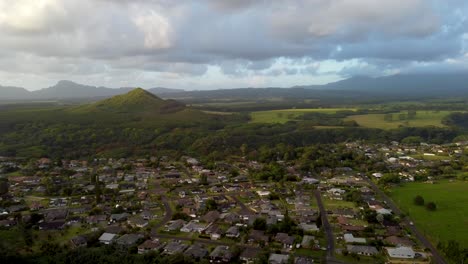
[389,180,468,246]
[344,111,453,129]
[410,154,452,161]
[322,197,357,209]
[250,108,356,123]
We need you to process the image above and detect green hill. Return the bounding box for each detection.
[61,88,211,126]
[0,88,226,157]
[72,88,185,114]
[0,88,213,129]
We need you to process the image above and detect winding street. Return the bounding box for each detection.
[363,177,447,264]
[152,196,174,231]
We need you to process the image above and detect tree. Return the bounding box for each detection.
[413,195,425,206]
[205,199,217,211]
[426,202,437,211]
[253,218,267,230]
[172,212,190,221]
[200,174,208,185]
[240,143,248,157]
[0,178,8,195]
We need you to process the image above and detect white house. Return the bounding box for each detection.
[376,208,392,215]
[180,221,205,233]
[256,190,271,197]
[386,246,415,259]
[328,188,346,195]
[99,233,117,245]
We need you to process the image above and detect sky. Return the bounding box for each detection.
[0,0,467,91]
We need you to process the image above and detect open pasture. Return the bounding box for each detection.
[344,110,453,129]
[389,180,468,246]
[250,108,356,123]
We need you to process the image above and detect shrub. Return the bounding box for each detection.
[426,202,437,211]
[413,195,425,206]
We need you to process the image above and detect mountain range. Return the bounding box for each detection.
[1,73,468,101]
[0,80,184,100]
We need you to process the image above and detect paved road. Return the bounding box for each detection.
[152,196,173,231]
[314,189,342,264]
[363,177,447,264]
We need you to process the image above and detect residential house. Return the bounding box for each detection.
[328,188,346,197]
[341,225,366,232]
[299,223,319,232]
[138,239,164,254]
[99,233,117,245]
[181,221,206,233]
[372,172,383,178]
[110,213,128,223]
[274,233,295,249]
[45,209,68,221]
[332,208,355,218]
[385,226,402,237]
[106,225,125,234]
[248,230,269,245]
[225,226,240,238]
[202,210,220,223]
[344,233,366,244]
[39,221,66,230]
[166,219,185,231]
[141,210,154,220]
[204,224,223,240]
[268,254,289,264]
[210,245,233,263]
[294,257,314,264]
[376,208,392,215]
[70,235,87,248]
[266,215,278,226]
[115,233,144,248]
[301,235,316,248]
[240,248,261,264]
[220,212,240,224]
[128,216,148,228]
[346,245,379,256]
[184,243,209,260]
[164,241,188,255]
[386,246,415,259]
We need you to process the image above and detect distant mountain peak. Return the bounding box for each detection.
[126,87,160,99]
[56,80,78,85]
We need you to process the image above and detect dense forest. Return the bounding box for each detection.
[0,89,466,159]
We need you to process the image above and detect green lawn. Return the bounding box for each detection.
[250,108,356,123]
[322,197,356,209]
[389,180,468,246]
[0,228,26,250]
[344,111,453,129]
[410,154,451,161]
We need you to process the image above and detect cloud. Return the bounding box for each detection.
[0,0,467,90]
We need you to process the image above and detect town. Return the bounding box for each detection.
[1,140,466,264]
